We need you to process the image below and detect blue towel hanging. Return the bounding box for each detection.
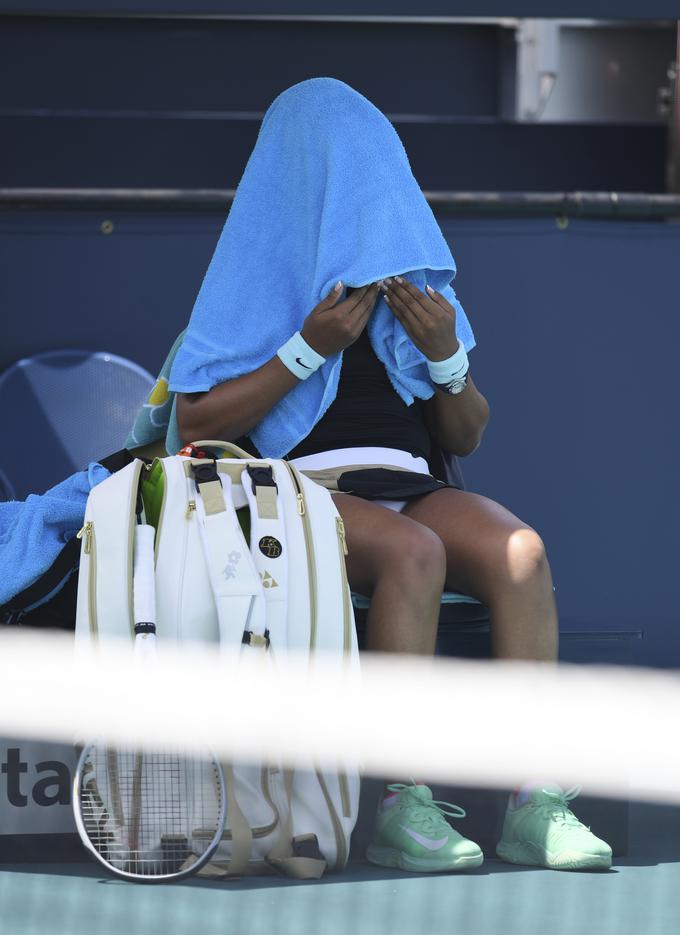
[168,76,476,458]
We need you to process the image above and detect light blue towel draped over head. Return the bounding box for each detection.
[169,76,476,458]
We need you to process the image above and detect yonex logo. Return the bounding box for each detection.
[260,571,278,589]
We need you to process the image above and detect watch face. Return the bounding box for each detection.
[434,373,468,394]
[445,377,467,394]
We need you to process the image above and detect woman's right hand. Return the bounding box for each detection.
[300,281,381,357]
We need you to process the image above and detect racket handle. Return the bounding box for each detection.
[134,627,157,658]
[133,523,156,628]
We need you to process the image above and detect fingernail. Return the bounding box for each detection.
[384,277,393,285]
[426,284,434,295]
[395,276,404,283]
[334,281,342,291]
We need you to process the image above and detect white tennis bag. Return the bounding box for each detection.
[75,440,360,878]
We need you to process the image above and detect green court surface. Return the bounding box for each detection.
[1,852,678,935]
[1,801,678,935]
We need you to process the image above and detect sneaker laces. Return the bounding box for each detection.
[386,782,466,834]
[537,785,590,830]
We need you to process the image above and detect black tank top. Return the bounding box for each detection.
[285,329,431,461]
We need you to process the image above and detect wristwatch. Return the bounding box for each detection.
[434,372,469,395]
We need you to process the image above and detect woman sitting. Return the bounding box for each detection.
[170,77,612,873]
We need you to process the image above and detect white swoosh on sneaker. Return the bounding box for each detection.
[399,826,449,851]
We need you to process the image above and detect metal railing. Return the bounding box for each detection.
[2,187,680,219]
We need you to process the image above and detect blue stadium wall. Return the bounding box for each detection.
[2,210,678,669]
[1,9,678,668]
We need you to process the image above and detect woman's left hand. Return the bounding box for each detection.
[381,277,459,361]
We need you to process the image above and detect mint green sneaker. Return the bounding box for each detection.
[496,784,613,871]
[366,782,484,872]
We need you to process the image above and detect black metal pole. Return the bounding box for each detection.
[3,187,680,219]
[671,22,680,193]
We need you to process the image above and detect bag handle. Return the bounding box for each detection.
[189,440,256,460]
[265,769,327,880]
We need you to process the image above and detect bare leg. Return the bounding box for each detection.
[401,488,558,662]
[331,492,446,655]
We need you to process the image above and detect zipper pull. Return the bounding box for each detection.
[296,492,305,516]
[186,499,196,519]
[336,516,348,556]
[77,520,93,554]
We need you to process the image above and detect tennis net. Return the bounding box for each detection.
[0,628,678,935]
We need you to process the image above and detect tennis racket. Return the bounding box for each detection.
[73,520,227,882]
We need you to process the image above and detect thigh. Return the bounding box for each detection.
[330,491,444,597]
[400,488,538,601]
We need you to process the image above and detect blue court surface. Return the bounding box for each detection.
[1,804,678,935]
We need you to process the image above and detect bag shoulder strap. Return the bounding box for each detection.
[190,460,267,646]
[266,769,327,879]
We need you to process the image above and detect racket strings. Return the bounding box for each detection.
[78,747,224,876]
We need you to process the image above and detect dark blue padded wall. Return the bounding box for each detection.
[0,15,668,192]
[442,217,680,670]
[1,211,678,666]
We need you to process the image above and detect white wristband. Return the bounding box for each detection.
[277,330,326,380]
[426,340,469,385]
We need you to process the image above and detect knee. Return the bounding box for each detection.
[383,524,447,587]
[505,528,550,586]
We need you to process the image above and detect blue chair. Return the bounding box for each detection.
[351,591,481,611]
[0,468,16,501]
[351,590,490,657]
[0,350,154,501]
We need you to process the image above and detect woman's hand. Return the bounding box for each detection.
[301,282,381,357]
[382,277,458,361]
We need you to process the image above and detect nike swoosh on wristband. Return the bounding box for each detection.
[295,357,312,369]
[399,826,449,850]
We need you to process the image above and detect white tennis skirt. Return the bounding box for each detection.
[288,446,432,513]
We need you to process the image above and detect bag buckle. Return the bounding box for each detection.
[242,628,271,650]
[246,464,278,495]
[191,460,219,487]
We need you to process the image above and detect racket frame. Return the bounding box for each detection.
[72,740,227,883]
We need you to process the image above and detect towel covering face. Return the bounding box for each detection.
[168,77,476,458]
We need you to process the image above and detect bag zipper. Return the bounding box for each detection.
[335,515,353,819]
[176,468,198,641]
[336,515,348,557]
[152,458,167,562]
[281,462,318,649]
[316,768,348,867]
[335,516,351,654]
[77,521,93,554]
[77,521,97,637]
[127,461,146,636]
[282,462,348,866]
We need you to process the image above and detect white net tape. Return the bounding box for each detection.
[0,629,678,804]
